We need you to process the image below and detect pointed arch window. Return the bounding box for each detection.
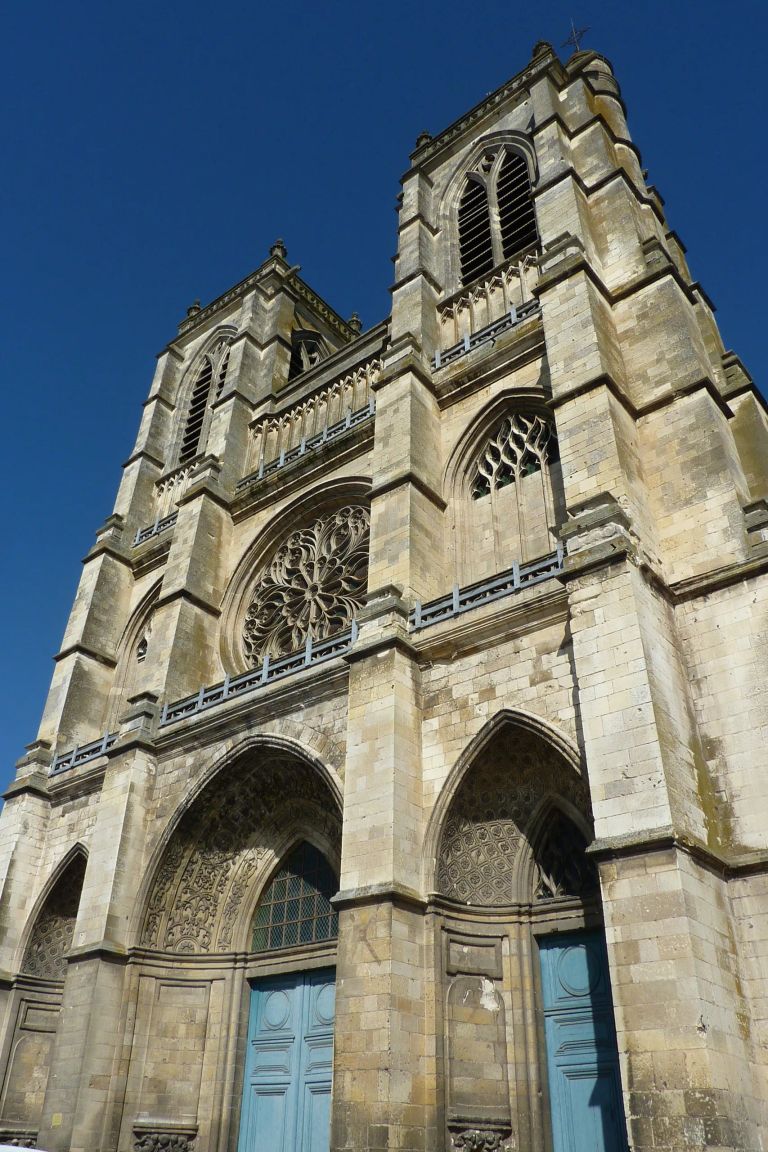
[250,841,338,953]
[471,411,559,501]
[532,809,599,901]
[457,147,538,286]
[289,329,327,380]
[179,339,231,464]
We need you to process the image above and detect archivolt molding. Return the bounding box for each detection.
[219,478,371,674]
[424,709,587,898]
[139,745,342,954]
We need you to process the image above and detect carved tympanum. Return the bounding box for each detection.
[22,853,87,979]
[243,505,369,662]
[437,728,590,905]
[141,755,340,954]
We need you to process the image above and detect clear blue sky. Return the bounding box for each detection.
[2,0,766,791]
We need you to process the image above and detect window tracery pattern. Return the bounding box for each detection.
[289,329,327,380]
[22,854,87,979]
[533,809,599,900]
[251,841,338,952]
[458,147,538,285]
[436,730,590,905]
[141,756,341,954]
[471,412,559,500]
[242,505,369,662]
[179,338,231,464]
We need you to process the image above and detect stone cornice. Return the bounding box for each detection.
[332,881,426,912]
[409,581,568,664]
[173,257,356,343]
[154,586,222,617]
[153,656,349,755]
[432,320,546,409]
[369,469,447,511]
[549,370,733,425]
[232,422,374,524]
[53,642,117,669]
[588,826,768,878]
[407,47,560,170]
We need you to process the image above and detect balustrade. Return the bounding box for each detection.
[244,360,380,480]
[436,255,539,367]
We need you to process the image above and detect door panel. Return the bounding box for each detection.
[239,969,335,1152]
[539,931,627,1152]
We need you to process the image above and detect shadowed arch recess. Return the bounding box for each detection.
[140,752,341,954]
[22,850,87,979]
[436,722,592,905]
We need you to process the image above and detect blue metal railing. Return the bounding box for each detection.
[433,298,540,370]
[159,623,359,727]
[236,399,375,493]
[410,545,564,630]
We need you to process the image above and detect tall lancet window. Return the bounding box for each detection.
[456,408,564,585]
[179,339,231,463]
[457,147,538,285]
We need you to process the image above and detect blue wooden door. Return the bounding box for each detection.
[238,968,335,1152]
[538,931,628,1152]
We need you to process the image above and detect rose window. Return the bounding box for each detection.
[243,505,369,662]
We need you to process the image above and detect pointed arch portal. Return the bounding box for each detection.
[238,840,338,1152]
[433,716,628,1152]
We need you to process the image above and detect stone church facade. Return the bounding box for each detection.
[1,39,767,1152]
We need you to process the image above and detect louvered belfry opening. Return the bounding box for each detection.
[498,150,538,260]
[457,147,538,287]
[179,345,230,463]
[458,177,495,286]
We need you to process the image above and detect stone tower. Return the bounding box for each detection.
[0,40,766,1152]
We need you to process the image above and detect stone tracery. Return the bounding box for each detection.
[242,505,369,662]
[22,853,87,979]
[436,728,591,905]
[141,755,341,953]
[471,412,557,500]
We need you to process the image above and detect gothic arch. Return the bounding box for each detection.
[517,796,598,904]
[135,739,342,954]
[438,132,539,291]
[106,578,163,728]
[423,709,585,896]
[444,393,564,585]
[219,477,372,674]
[18,844,89,979]
[169,323,238,465]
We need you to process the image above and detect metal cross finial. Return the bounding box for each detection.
[562,18,589,53]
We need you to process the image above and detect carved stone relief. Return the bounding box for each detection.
[437,728,590,904]
[22,854,87,979]
[242,505,369,662]
[141,755,341,953]
[134,1131,195,1152]
[451,1129,515,1152]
